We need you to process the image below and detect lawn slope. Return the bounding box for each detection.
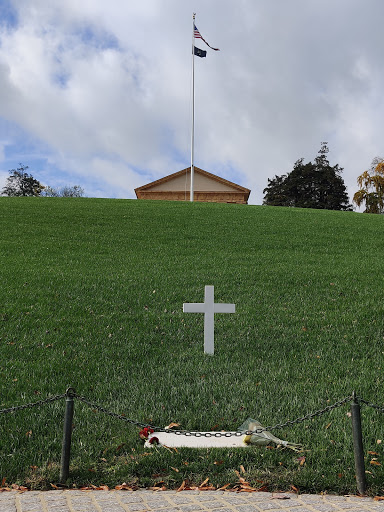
[1,197,384,494]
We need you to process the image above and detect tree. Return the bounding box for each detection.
[2,164,45,197]
[263,143,352,211]
[42,186,59,197]
[262,174,289,206]
[61,185,85,197]
[353,157,384,214]
[42,185,85,197]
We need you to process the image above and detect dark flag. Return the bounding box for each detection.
[194,46,207,58]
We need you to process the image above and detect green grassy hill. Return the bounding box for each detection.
[1,197,384,494]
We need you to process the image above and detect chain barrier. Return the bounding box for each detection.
[356,396,384,414]
[72,392,164,430]
[3,390,380,491]
[2,392,382,434]
[73,392,354,437]
[263,395,354,431]
[0,393,66,415]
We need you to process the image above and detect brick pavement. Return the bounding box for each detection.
[1,490,384,512]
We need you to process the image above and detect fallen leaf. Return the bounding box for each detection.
[25,431,32,438]
[214,460,223,466]
[177,481,186,492]
[170,467,179,473]
[240,465,246,474]
[291,485,299,492]
[199,478,209,487]
[239,485,257,492]
[297,456,306,466]
[271,494,290,500]
[370,460,381,466]
[368,451,379,456]
[115,483,135,491]
[377,440,382,444]
[325,422,332,430]
[218,483,231,490]
[89,485,109,490]
[165,422,180,430]
[374,496,384,501]
[11,484,28,492]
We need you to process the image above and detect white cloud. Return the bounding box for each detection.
[0,0,383,203]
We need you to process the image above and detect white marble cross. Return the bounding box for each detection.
[183,285,235,354]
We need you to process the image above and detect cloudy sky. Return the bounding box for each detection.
[0,0,383,205]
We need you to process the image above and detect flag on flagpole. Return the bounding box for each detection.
[193,46,207,58]
[194,23,220,51]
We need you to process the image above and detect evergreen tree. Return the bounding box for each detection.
[263,143,352,211]
[262,174,290,206]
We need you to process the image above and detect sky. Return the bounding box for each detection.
[0,0,383,206]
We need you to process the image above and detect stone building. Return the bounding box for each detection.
[135,166,250,204]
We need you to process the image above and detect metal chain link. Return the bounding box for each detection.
[73,392,353,437]
[0,394,66,415]
[264,395,354,431]
[3,392,370,435]
[73,392,164,430]
[356,396,384,414]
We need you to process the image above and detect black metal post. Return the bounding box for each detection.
[351,391,366,495]
[60,387,75,484]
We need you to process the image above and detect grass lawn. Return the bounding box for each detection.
[1,197,384,495]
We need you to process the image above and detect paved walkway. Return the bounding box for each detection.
[1,490,383,512]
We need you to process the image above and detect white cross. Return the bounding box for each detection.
[183,285,235,354]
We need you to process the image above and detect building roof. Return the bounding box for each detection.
[135,166,250,199]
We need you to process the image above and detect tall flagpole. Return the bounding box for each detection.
[190,13,195,202]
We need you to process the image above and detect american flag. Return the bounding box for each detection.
[193,23,219,51]
[194,24,202,39]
